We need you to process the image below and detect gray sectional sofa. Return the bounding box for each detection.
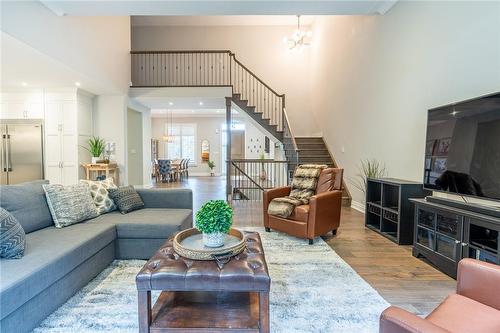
[0,180,193,333]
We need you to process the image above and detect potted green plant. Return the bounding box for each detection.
[195,200,233,247]
[207,160,216,176]
[83,136,106,164]
[352,158,388,195]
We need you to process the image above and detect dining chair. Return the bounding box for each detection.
[157,159,173,183]
[152,159,160,183]
[183,158,190,178]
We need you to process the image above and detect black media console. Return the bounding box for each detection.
[411,198,500,278]
[365,178,430,245]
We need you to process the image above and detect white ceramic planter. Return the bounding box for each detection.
[202,232,226,247]
[91,156,99,164]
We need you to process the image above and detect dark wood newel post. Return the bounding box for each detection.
[226,97,232,201]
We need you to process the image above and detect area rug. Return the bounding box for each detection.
[34,228,389,333]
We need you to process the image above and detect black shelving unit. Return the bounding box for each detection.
[411,198,500,278]
[365,178,430,245]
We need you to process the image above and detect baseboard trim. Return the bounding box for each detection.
[350,200,365,213]
[189,172,221,177]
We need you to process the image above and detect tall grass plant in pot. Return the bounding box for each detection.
[83,137,106,164]
[351,158,388,196]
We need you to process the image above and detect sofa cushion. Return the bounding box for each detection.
[0,223,116,320]
[80,178,117,214]
[426,293,500,333]
[0,208,26,259]
[108,186,145,214]
[91,208,192,239]
[0,180,52,233]
[43,184,99,228]
[288,205,310,223]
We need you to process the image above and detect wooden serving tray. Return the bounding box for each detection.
[173,228,246,261]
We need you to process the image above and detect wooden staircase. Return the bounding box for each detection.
[130,50,352,206]
[285,137,352,207]
[232,93,284,142]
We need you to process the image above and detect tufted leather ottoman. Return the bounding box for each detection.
[136,231,270,333]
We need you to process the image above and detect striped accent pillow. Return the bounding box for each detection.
[108,186,144,214]
[0,208,26,259]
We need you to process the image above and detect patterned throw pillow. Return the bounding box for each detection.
[0,208,26,259]
[108,186,144,214]
[43,184,99,228]
[80,178,117,214]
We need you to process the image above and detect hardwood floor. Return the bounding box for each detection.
[153,176,456,316]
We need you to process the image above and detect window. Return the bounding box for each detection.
[165,123,196,164]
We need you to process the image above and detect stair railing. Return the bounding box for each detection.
[130,50,300,186]
[230,159,288,201]
[130,50,296,139]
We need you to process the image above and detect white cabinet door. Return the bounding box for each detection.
[0,102,43,119]
[62,101,77,135]
[61,164,78,185]
[44,102,62,135]
[27,102,44,119]
[0,102,27,119]
[45,164,62,184]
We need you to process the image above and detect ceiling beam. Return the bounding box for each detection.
[39,1,399,16]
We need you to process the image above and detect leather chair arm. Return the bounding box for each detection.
[307,190,342,238]
[457,258,500,310]
[380,306,451,333]
[263,186,291,205]
[263,186,291,227]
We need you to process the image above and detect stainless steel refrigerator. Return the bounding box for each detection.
[1,120,44,185]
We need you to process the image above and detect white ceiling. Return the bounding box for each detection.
[131,15,315,27]
[40,1,398,16]
[1,32,112,94]
[133,95,239,117]
[151,108,229,117]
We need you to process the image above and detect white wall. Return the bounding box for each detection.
[310,1,500,207]
[93,95,128,185]
[1,1,131,94]
[132,25,320,136]
[152,116,224,175]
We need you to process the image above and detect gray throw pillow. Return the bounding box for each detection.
[0,208,26,259]
[43,184,99,228]
[79,178,117,214]
[108,186,144,214]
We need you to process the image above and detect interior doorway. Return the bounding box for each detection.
[221,122,245,175]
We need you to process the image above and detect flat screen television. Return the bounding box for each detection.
[424,92,500,201]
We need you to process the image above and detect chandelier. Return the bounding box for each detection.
[283,15,312,51]
[162,110,174,143]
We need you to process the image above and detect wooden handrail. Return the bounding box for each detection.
[130,50,231,54]
[230,54,284,98]
[130,50,299,163]
[230,159,288,163]
[283,107,299,153]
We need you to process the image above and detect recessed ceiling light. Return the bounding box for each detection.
[216,110,221,113]
[169,102,174,106]
[75,82,81,87]
[199,101,204,106]
[21,82,27,87]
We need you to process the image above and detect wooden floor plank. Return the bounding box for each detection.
[153,176,456,315]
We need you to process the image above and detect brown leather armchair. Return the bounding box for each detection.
[263,168,343,244]
[380,258,500,333]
